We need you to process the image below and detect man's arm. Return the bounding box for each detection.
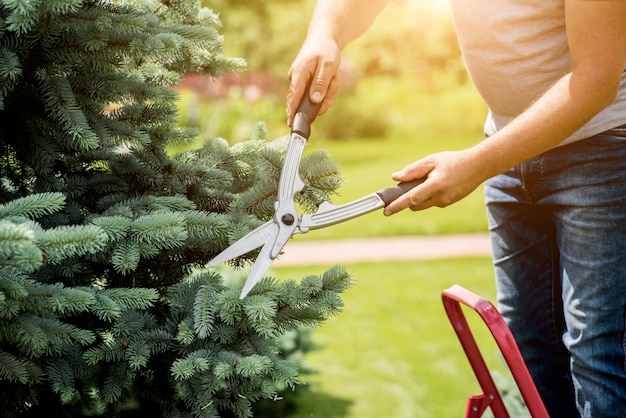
[385,0,626,214]
[286,0,389,125]
[305,0,389,51]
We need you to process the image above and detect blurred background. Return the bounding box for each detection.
[177,1,520,417]
[178,0,483,144]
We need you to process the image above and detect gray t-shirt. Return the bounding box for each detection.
[449,0,626,145]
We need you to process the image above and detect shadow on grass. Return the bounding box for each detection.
[250,386,352,418]
[283,389,353,418]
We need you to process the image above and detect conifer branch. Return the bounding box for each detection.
[0,0,348,416]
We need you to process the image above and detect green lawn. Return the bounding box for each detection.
[270,258,525,418]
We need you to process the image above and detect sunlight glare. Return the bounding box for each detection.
[403,0,451,11]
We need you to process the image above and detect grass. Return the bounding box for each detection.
[270,258,519,418]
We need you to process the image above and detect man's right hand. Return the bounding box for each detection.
[286,37,341,126]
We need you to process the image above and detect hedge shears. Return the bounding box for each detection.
[206,93,423,298]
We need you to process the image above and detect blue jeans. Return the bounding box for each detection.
[484,126,626,417]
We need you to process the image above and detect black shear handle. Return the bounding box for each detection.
[376,178,426,206]
[291,82,323,139]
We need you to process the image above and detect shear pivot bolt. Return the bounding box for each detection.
[281,214,295,225]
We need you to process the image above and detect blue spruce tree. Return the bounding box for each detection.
[0,1,350,416]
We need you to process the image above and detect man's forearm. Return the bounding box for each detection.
[306,0,389,50]
[470,70,621,182]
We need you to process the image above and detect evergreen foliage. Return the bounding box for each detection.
[0,1,349,416]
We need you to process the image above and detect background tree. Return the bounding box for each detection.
[0,0,349,416]
[183,0,468,142]
[210,0,462,80]
[205,0,314,79]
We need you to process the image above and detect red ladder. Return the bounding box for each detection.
[441,285,549,418]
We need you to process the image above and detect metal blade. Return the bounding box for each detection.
[205,221,275,268]
[239,238,277,299]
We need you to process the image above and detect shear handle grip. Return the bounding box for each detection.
[376,178,425,206]
[292,85,323,139]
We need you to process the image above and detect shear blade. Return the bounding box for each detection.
[205,221,275,268]
[239,240,277,299]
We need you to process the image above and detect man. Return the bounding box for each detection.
[285,1,626,416]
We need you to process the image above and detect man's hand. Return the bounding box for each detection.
[286,37,341,126]
[286,0,389,126]
[383,148,487,216]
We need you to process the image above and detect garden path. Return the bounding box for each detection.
[273,233,492,266]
